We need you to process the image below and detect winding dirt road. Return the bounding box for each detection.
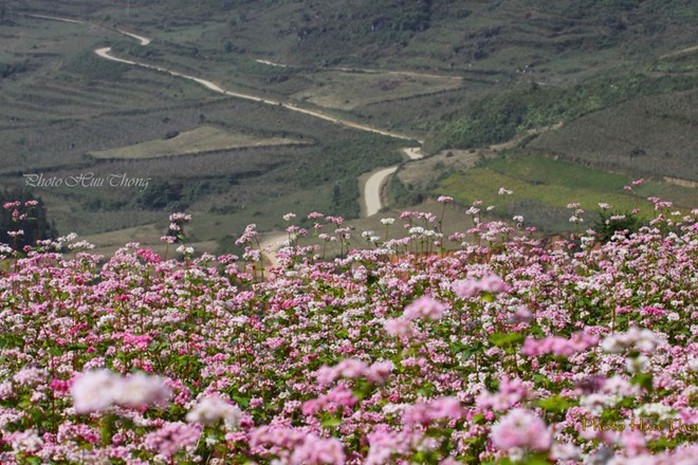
[31,13,419,214]
[30,14,432,264]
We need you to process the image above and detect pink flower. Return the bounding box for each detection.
[384,318,416,340]
[143,421,201,459]
[403,296,446,321]
[402,397,463,427]
[290,435,346,465]
[452,274,510,298]
[490,408,552,452]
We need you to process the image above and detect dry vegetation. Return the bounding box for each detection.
[89,126,307,159]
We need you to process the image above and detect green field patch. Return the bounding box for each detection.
[437,154,697,221]
[89,126,307,159]
[290,70,462,110]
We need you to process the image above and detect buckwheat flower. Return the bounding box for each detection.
[160,235,177,244]
[0,382,14,400]
[335,358,369,379]
[599,203,610,210]
[186,395,242,428]
[452,279,479,298]
[169,212,191,222]
[9,429,43,454]
[380,217,395,225]
[402,397,463,427]
[437,195,453,204]
[71,369,120,413]
[290,434,346,465]
[482,275,511,293]
[67,240,95,250]
[403,296,446,321]
[498,187,513,195]
[13,367,48,386]
[144,421,201,459]
[367,361,394,384]
[384,318,415,339]
[551,442,582,461]
[625,355,649,373]
[689,358,698,372]
[118,373,171,409]
[490,408,552,452]
[283,212,296,222]
[176,245,194,255]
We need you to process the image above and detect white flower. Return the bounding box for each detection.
[625,355,649,373]
[380,217,395,225]
[689,358,698,372]
[176,245,194,255]
[10,429,43,454]
[72,370,171,413]
[118,373,171,409]
[71,370,120,413]
[186,395,242,428]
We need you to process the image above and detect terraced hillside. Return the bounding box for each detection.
[2,0,698,247]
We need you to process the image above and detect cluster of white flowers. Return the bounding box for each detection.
[633,402,677,421]
[600,327,666,354]
[580,393,622,416]
[186,395,242,429]
[71,370,171,414]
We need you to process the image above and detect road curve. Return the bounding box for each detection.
[34,14,426,234]
[117,29,151,46]
[94,49,414,141]
[364,166,399,217]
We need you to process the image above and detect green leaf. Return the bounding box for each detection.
[232,395,250,408]
[489,332,524,347]
[537,395,571,413]
[321,417,342,428]
[631,372,653,392]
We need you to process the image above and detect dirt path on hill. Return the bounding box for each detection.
[660,44,698,60]
[29,15,570,265]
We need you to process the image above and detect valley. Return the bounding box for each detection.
[1,0,697,257]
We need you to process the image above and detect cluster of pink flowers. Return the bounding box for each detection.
[315,358,394,386]
[451,274,511,298]
[490,408,552,452]
[1,199,697,463]
[521,332,600,357]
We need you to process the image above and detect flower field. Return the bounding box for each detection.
[1,197,698,464]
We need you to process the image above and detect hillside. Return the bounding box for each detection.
[1,0,697,245]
